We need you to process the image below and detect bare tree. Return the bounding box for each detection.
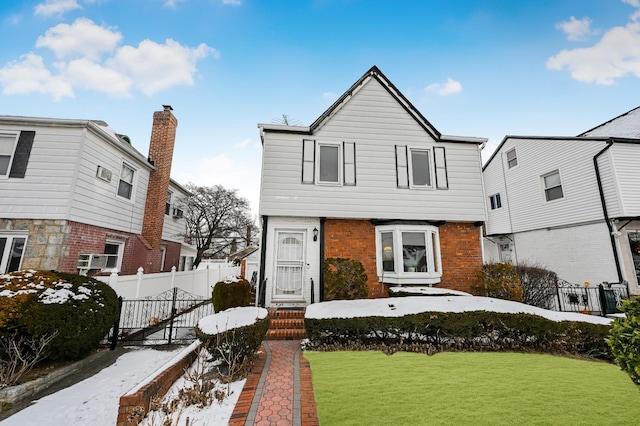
[184,184,258,267]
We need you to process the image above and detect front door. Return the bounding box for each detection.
[274,231,305,299]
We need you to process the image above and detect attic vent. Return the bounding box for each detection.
[96,166,112,182]
[116,133,131,144]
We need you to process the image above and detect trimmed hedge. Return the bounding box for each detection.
[0,270,119,361]
[212,277,251,313]
[304,311,612,360]
[607,297,640,386]
[323,258,368,300]
[195,309,269,380]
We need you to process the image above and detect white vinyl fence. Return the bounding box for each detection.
[96,263,241,299]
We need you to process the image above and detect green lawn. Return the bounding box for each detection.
[305,351,640,425]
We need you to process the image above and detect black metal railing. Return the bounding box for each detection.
[106,287,213,346]
[555,280,629,316]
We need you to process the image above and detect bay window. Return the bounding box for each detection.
[375,224,442,285]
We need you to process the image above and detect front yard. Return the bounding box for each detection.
[306,351,640,425]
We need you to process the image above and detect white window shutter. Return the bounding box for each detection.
[344,142,356,185]
[302,139,315,184]
[434,146,448,189]
[395,145,409,188]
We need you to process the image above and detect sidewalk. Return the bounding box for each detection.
[229,340,319,426]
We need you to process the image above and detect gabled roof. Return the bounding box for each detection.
[578,105,640,138]
[228,246,259,262]
[259,66,486,145]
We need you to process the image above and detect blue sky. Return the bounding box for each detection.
[2,0,640,214]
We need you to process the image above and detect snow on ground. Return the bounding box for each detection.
[305,295,613,325]
[0,346,239,426]
[388,286,472,296]
[198,306,268,334]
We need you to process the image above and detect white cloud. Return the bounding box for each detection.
[547,21,640,85]
[36,17,122,60]
[222,0,242,5]
[164,0,186,8]
[322,91,339,102]
[555,16,594,41]
[0,53,73,100]
[424,78,463,96]
[34,0,82,17]
[0,18,216,99]
[109,39,217,95]
[235,138,251,149]
[623,0,640,7]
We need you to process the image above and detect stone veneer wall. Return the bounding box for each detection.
[323,219,483,295]
[0,218,70,271]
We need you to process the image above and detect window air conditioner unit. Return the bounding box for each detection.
[172,208,184,219]
[77,253,108,270]
[96,166,113,182]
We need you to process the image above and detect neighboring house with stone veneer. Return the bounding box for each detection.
[0,106,195,276]
[257,66,488,308]
[483,106,640,295]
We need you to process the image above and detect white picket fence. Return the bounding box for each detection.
[96,263,241,299]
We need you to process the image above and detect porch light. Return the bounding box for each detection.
[313,227,318,242]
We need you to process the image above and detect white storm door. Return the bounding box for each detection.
[274,231,305,298]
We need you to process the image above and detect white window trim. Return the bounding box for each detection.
[407,147,434,190]
[103,239,124,272]
[541,169,564,202]
[117,161,137,202]
[506,148,518,169]
[0,233,28,273]
[315,141,343,186]
[375,224,442,285]
[0,132,19,179]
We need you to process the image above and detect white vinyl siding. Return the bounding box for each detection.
[162,182,190,243]
[608,143,640,216]
[485,138,608,233]
[259,78,485,222]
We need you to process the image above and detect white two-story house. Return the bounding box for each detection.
[257,66,488,308]
[483,106,640,295]
[0,106,195,276]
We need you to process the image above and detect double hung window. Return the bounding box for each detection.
[506,148,518,169]
[302,140,356,186]
[543,170,563,202]
[117,163,135,200]
[489,193,502,210]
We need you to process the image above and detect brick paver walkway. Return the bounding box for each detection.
[229,340,319,425]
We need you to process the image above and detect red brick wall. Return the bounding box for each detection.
[324,219,386,298]
[61,221,182,275]
[438,222,483,292]
[322,219,483,297]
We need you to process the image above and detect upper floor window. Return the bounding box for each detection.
[0,131,35,179]
[489,193,502,210]
[396,145,447,189]
[543,170,563,202]
[318,143,341,184]
[506,148,518,169]
[409,148,432,188]
[0,234,27,273]
[0,133,18,177]
[302,139,356,186]
[165,191,173,215]
[117,163,135,200]
[376,224,442,285]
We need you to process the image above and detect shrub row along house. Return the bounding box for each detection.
[256,66,640,309]
[0,105,195,276]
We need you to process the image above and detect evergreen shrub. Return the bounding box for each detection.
[304,310,611,360]
[212,277,251,313]
[607,296,640,386]
[0,270,119,360]
[323,258,368,300]
[472,263,523,302]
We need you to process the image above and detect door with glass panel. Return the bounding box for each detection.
[274,231,305,299]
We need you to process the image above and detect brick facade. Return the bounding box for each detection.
[323,219,482,296]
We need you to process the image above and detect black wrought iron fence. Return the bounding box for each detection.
[105,287,213,346]
[555,280,629,316]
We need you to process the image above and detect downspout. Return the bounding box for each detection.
[593,140,623,282]
[319,217,326,302]
[258,215,269,307]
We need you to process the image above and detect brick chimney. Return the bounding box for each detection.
[141,105,177,271]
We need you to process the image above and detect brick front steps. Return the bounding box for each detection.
[266,308,307,340]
